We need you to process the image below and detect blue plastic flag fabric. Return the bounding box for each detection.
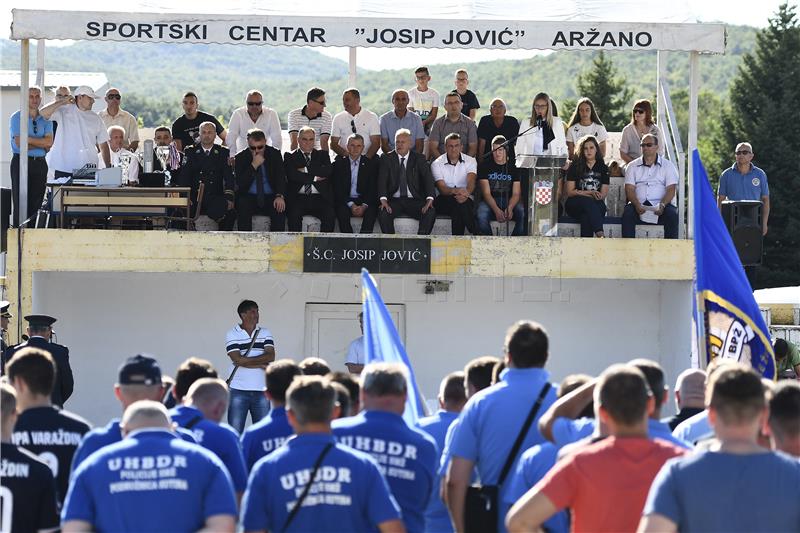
[692,150,775,379]
[361,268,426,424]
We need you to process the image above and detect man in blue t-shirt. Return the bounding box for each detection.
[242,376,403,532]
[333,363,438,533]
[641,364,800,532]
[241,359,302,471]
[717,142,769,236]
[170,378,248,497]
[72,354,196,472]
[445,321,557,533]
[416,371,467,533]
[62,400,237,532]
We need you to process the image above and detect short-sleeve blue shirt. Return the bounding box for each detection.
[332,410,438,533]
[241,433,401,532]
[644,450,800,532]
[417,410,460,533]
[241,405,294,471]
[72,418,196,473]
[62,429,237,532]
[170,405,248,491]
[380,110,426,151]
[449,367,556,533]
[552,417,691,450]
[9,111,53,157]
[718,163,769,201]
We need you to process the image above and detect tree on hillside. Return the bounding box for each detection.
[706,2,800,288]
[576,51,633,131]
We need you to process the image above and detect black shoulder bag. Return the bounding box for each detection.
[225,328,260,386]
[464,382,552,533]
[281,442,334,532]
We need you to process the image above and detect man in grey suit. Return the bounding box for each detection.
[377,128,436,235]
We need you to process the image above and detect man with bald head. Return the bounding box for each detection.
[62,400,237,533]
[717,141,770,236]
[227,89,282,159]
[170,378,248,499]
[99,87,139,151]
[380,89,426,153]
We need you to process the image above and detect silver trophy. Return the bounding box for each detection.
[155,146,172,186]
[117,152,133,185]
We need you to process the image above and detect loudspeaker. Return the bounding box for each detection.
[720,200,763,266]
[1,187,10,253]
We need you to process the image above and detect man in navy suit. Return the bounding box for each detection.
[377,128,436,235]
[3,314,74,408]
[234,128,287,231]
[332,134,379,233]
[283,127,336,232]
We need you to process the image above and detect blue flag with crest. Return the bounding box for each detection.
[361,268,426,424]
[692,150,775,379]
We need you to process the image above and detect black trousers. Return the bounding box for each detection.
[378,197,436,235]
[433,195,476,235]
[196,194,235,231]
[236,194,286,231]
[336,199,378,233]
[288,194,335,232]
[10,154,48,227]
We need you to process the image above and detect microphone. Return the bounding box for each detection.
[143,139,154,173]
[536,116,544,128]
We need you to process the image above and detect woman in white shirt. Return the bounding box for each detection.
[516,92,568,161]
[565,98,609,160]
[619,99,665,164]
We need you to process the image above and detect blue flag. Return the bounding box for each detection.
[692,150,775,379]
[361,268,426,424]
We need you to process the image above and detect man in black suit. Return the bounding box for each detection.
[332,133,379,233]
[284,126,336,232]
[234,128,286,231]
[180,121,235,230]
[3,315,74,408]
[378,128,436,234]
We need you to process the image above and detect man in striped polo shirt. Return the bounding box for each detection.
[287,87,332,152]
[225,300,276,434]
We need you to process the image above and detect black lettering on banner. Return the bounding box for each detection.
[303,237,431,274]
[86,21,100,37]
[635,32,653,47]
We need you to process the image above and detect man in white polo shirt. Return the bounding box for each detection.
[621,133,679,239]
[225,299,276,434]
[432,133,478,235]
[40,85,111,177]
[226,89,282,158]
[98,87,139,152]
[331,88,381,160]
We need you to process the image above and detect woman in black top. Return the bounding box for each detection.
[564,135,609,238]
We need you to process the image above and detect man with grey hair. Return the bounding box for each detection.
[717,141,769,236]
[242,376,403,532]
[333,134,379,233]
[333,363,437,533]
[62,400,237,533]
[380,89,426,153]
[226,89,282,158]
[666,368,706,430]
[98,87,139,151]
[104,124,139,184]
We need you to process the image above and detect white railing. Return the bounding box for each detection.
[658,79,687,239]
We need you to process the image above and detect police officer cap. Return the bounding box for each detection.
[118,354,162,385]
[0,301,11,318]
[24,314,56,328]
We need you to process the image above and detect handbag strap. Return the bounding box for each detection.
[226,327,260,383]
[497,382,552,487]
[282,442,334,532]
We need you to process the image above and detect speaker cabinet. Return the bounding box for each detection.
[720,200,763,266]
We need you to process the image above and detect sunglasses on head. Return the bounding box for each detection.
[249,144,266,151]
[107,94,121,100]
[247,101,262,106]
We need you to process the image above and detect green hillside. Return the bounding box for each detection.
[1,24,757,127]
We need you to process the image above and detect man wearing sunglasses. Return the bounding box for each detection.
[717,142,769,236]
[9,86,53,227]
[288,87,332,152]
[98,88,139,152]
[234,128,286,232]
[331,88,381,160]
[227,90,282,161]
[621,133,679,239]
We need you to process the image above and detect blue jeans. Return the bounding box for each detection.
[476,198,525,235]
[227,388,269,434]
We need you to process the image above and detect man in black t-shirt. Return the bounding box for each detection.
[477,135,525,236]
[171,91,227,152]
[477,98,519,162]
[0,382,60,533]
[8,347,91,506]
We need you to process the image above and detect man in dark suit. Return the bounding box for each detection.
[284,126,336,232]
[234,128,287,231]
[332,133,379,233]
[378,128,436,234]
[180,121,235,230]
[3,315,74,408]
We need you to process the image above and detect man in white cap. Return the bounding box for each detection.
[40,85,110,177]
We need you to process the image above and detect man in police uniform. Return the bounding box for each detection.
[332,363,438,533]
[180,121,236,230]
[0,382,60,533]
[241,375,403,533]
[4,314,74,408]
[0,301,10,363]
[72,354,197,473]
[62,401,237,532]
[7,348,91,506]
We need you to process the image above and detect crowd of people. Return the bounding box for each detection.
[10,67,770,237]
[1,297,799,532]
